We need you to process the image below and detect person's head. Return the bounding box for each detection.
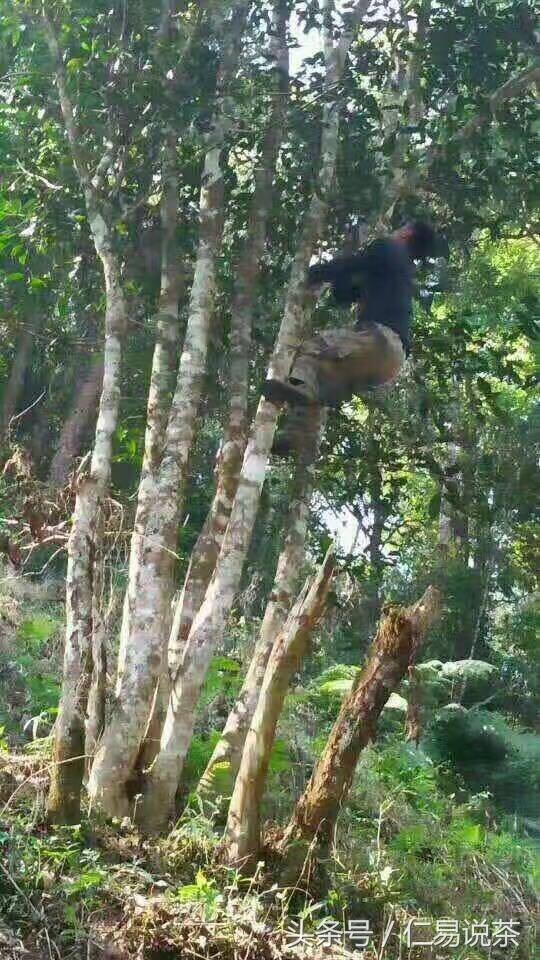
[394,220,441,260]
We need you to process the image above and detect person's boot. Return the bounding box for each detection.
[262,376,314,406]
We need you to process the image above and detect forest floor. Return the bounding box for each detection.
[0,752,392,960]
[0,581,538,960]
[0,751,536,960]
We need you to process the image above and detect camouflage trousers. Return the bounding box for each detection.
[264,322,406,458]
[264,322,405,408]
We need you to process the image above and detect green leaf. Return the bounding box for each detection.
[63,868,106,897]
[318,677,354,697]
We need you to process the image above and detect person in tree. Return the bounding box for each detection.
[263,220,443,409]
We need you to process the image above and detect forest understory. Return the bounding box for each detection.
[0,0,538,957]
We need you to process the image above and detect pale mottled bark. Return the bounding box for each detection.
[141,134,183,479]
[76,32,185,787]
[280,587,441,851]
[438,441,461,558]
[47,475,98,822]
[406,0,430,128]
[43,14,128,824]
[223,546,336,867]
[84,582,107,776]
[197,409,323,803]
[125,132,182,772]
[47,261,126,824]
[168,0,290,678]
[49,356,104,487]
[137,0,371,835]
[87,6,248,817]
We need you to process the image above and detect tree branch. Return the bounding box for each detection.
[489,62,540,111]
[440,62,540,147]
[40,10,95,200]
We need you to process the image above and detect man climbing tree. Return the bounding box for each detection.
[263,220,444,409]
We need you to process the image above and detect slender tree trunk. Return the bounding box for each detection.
[438,441,461,559]
[137,1,370,834]
[140,134,183,478]
[84,552,107,776]
[364,452,387,625]
[279,586,441,853]
[1,318,40,442]
[49,355,104,487]
[42,13,128,824]
[87,5,248,817]
[378,0,431,225]
[457,550,493,702]
[124,131,183,771]
[223,546,335,867]
[47,260,126,824]
[436,432,476,659]
[86,576,123,772]
[168,1,289,678]
[148,2,289,760]
[197,409,322,803]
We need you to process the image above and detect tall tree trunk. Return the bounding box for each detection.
[438,441,461,559]
[137,0,371,834]
[167,0,290,680]
[279,586,441,854]
[47,260,126,824]
[1,316,41,442]
[42,14,128,824]
[84,542,107,777]
[364,448,387,625]
[223,545,335,867]
[122,131,183,772]
[197,409,322,803]
[139,133,183,480]
[437,431,474,659]
[87,5,248,817]
[49,355,104,487]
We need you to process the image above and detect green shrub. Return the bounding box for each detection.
[426,707,540,816]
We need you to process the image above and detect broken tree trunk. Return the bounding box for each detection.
[137,0,371,836]
[279,586,441,854]
[223,545,335,868]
